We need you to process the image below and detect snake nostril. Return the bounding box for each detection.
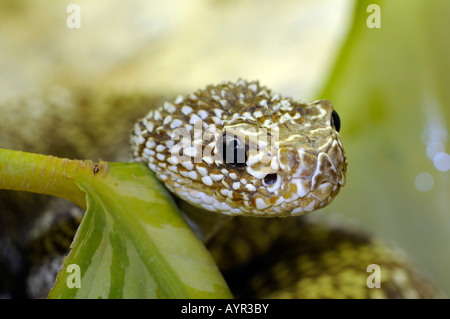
[263,173,278,186]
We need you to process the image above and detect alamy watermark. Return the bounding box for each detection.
[169,121,280,166]
[66,4,81,29]
[66,263,81,289]
[64,262,382,291]
[367,4,381,29]
[366,264,381,288]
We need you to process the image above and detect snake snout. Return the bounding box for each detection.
[275,143,346,211]
[278,147,317,178]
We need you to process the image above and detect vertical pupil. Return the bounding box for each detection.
[223,136,246,167]
[233,140,240,162]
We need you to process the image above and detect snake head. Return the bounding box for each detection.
[131,80,347,217]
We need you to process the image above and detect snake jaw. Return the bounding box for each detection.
[131,80,347,217]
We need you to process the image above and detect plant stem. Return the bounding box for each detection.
[0,148,107,209]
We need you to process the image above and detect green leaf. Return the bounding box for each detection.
[48,162,232,298]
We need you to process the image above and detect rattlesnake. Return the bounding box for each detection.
[129,80,438,298]
[0,80,440,298]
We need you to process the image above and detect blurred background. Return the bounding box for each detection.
[0,0,448,297]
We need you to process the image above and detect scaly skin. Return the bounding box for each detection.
[206,216,439,299]
[131,80,347,217]
[130,80,440,298]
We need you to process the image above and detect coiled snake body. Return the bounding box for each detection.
[10,80,440,298]
[129,80,438,298]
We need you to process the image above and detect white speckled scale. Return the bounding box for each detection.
[131,80,347,217]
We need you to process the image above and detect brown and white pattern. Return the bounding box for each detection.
[131,80,347,217]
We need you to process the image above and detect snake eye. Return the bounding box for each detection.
[221,135,247,168]
[331,110,341,132]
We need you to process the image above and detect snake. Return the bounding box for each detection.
[1,80,441,298]
[131,79,345,218]
[128,80,440,298]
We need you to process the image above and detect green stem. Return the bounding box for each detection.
[0,148,106,209]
